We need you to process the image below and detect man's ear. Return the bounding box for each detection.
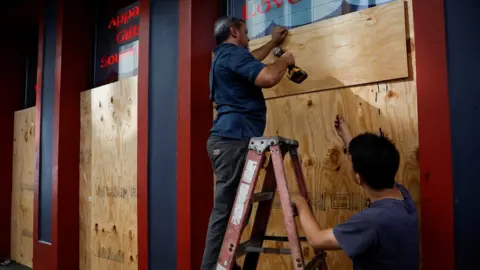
[230,27,239,38]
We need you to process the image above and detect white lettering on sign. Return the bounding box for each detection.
[242,160,258,184]
[231,183,251,225]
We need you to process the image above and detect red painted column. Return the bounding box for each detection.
[33,0,94,269]
[137,0,150,269]
[177,0,220,269]
[412,0,455,269]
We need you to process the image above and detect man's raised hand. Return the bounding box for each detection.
[334,115,353,147]
[271,26,288,45]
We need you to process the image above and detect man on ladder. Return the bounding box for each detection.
[201,16,294,270]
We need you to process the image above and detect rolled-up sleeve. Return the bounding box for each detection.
[226,48,266,84]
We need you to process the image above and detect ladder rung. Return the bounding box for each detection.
[252,192,274,202]
[218,138,325,270]
[262,235,307,242]
[244,246,292,255]
[236,236,308,257]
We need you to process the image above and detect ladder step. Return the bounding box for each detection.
[252,192,275,202]
[217,139,327,270]
[244,246,292,255]
[262,235,307,242]
[236,236,308,257]
[237,241,292,255]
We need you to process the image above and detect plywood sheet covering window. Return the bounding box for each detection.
[224,0,421,269]
[10,107,36,268]
[80,76,138,270]
[248,0,409,99]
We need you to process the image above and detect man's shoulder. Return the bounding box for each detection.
[213,45,250,71]
[352,197,416,222]
[214,43,247,57]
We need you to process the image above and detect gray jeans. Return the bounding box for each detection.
[201,136,249,270]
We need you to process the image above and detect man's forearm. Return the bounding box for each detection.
[264,58,289,85]
[296,200,322,243]
[251,40,276,61]
[342,135,352,149]
[295,200,341,250]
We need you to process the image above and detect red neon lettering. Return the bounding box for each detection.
[100,48,135,68]
[257,0,271,14]
[108,18,117,28]
[243,0,301,20]
[116,24,140,44]
[108,5,140,29]
[273,0,284,8]
[243,5,255,19]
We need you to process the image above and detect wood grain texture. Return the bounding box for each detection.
[10,107,36,268]
[249,0,408,99]
[80,76,138,270]
[234,1,420,269]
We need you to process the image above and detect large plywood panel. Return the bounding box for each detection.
[80,76,138,270]
[10,107,36,268]
[233,0,419,269]
[249,0,408,99]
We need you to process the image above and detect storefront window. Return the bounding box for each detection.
[24,48,38,108]
[229,0,395,40]
[93,1,140,87]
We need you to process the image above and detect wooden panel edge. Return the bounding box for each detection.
[248,0,408,99]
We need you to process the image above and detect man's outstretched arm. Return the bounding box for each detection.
[227,45,295,89]
[291,195,342,250]
[251,40,276,61]
[251,26,288,61]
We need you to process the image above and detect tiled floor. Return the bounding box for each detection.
[0,262,31,270]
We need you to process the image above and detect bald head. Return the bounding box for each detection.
[214,16,246,46]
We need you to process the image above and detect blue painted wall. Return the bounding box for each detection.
[147,1,178,269]
[444,0,480,268]
[39,0,57,243]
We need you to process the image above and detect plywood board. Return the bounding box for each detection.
[249,0,408,99]
[10,107,36,268]
[80,76,138,270]
[241,81,420,269]
[232,0,420,269]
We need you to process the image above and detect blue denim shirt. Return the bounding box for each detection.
[209,43,267,140]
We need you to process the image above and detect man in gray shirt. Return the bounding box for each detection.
[292,116,420,270]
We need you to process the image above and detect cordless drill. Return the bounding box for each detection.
[273,47,308,84]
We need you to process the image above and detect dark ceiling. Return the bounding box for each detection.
[1,0,39,39]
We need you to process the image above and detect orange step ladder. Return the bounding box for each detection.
[216,136,327,270]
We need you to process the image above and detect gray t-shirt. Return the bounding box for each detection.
[333,184,419,270]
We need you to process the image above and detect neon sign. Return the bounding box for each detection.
[99,4,140,69]
[116,24,140,44]
[233,0,395,39]
[94,2,140,86]
[243,0,301,19]
[100,47,135,69]
[108,5,140,29]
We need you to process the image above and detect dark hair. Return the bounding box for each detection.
[348,132,400,190]
[214,16,244,45]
